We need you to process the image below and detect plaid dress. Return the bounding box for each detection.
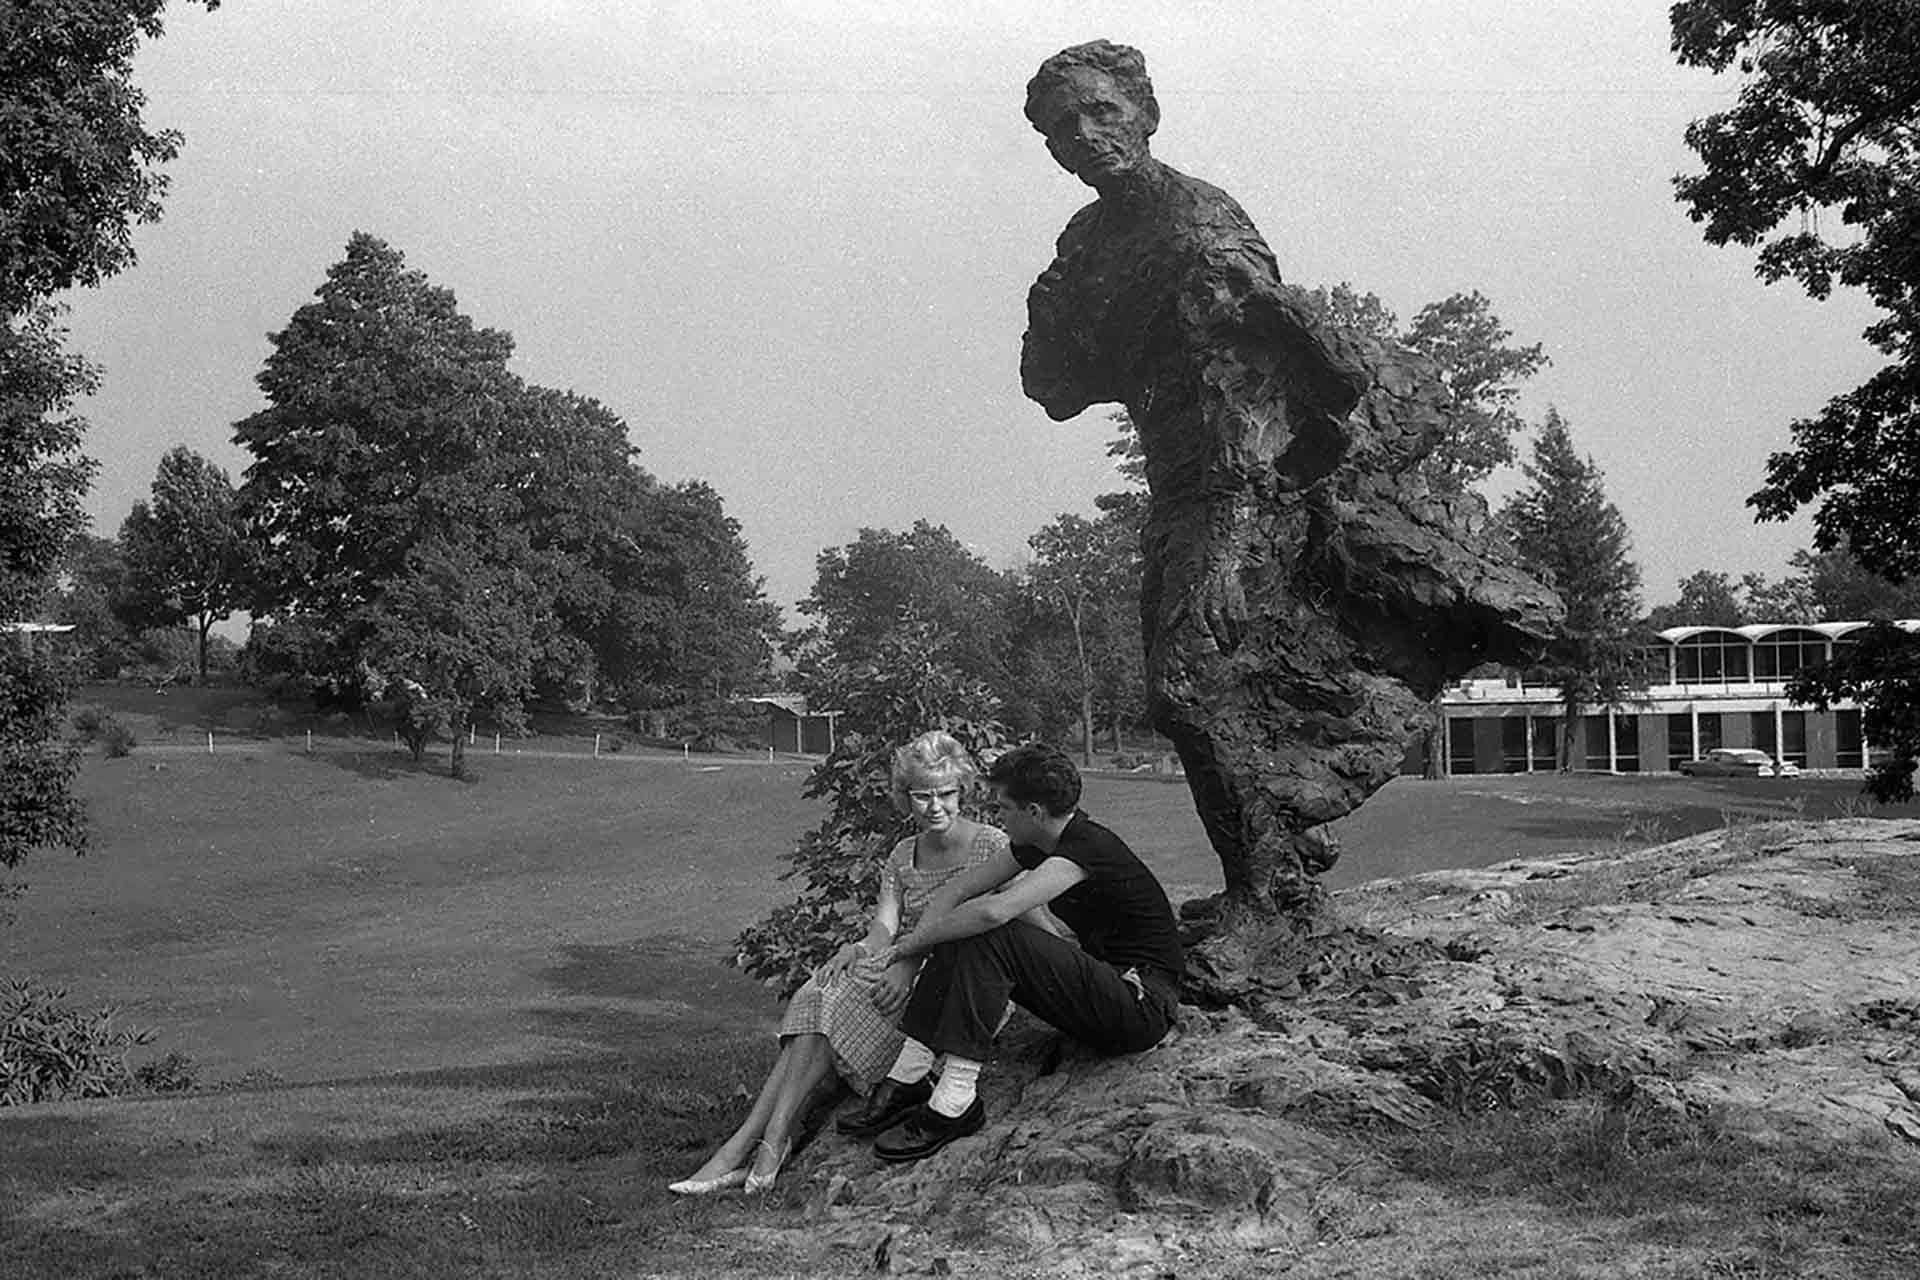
[777,823,1008,1092]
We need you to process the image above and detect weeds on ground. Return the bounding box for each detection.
[1379,1094,1920,1278]
[1,1021,803,1279]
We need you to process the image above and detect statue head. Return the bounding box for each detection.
[1025,40,1160,192]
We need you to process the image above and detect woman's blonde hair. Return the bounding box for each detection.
[889,729,977,811]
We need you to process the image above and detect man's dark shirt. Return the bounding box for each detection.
[1010,811,1183,984]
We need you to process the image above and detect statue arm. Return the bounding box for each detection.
[1021,262,1100,420]
[1020,209,1110,421]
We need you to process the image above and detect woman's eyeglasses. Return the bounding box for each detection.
[907,787,962,807]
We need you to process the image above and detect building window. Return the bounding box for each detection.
[1674,631,1751,684]
[1448,717,1477,776]
[1697,712,1724,753]
[1836,709,1864,769]
[1615,716,1641,773]
[1780,710,1807,767]
[1531,716,1560,772]
[1584,714,1613,771]
[1500,717,1528,773]
[1667,713,1693,765]
[1751,711,1777,759]
[1752,628,1828,681]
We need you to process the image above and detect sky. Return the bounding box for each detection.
[60,0,1890,622]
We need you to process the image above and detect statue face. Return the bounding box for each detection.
[1031,66,1156,190]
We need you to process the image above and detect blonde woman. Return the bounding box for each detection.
[668,730,1009,1195]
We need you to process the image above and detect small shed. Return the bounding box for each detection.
[740,694,841,756]
[3,621,75,653]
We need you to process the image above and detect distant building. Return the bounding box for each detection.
[1428,620,1919,775]
[740,693,842,756]
[3,621,76,653]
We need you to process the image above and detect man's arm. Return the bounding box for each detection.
[889,855,1087,962]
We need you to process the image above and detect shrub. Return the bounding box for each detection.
[0,980,154,1105]
[70,704,134,756]
[101,720,136,757]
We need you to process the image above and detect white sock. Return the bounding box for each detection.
[928,1056,981,1117]
[886,1038,936,1084]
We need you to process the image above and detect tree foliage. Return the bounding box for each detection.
[1,1,212,876]
[1672,1,1920,580]
[1021,508,1143,762]
[787,520,1016,701]
[234,234,777,733]
[0,0,217,315]
[1645,569,1749,629]
[1789,621,1920,801]
[118,446,248,684]
[1498,409,1645,768]
[361,539,542,777]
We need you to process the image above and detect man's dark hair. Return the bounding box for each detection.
[1024,39,1158,131]
[986,743,1082,816]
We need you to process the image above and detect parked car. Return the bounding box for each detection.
[1678,748,1788,778]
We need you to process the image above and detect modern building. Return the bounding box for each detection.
[1431,620,1919,775]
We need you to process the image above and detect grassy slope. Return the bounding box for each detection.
[5,716,1918,1276]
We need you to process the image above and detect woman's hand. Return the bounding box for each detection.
[865,959,917,1017]
[817,941,867,982]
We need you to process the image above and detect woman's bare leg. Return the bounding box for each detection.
[752,1033,838,1179]
[679,1036,800,1182]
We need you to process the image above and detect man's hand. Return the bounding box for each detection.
[865,959,917,1017]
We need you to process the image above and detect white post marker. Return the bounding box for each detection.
[207,731,214,754]
[306,729,312,754]
[683,742,689,761]
[495,732,501,754]
[594,732,602,757]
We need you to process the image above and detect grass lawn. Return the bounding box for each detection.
[5,711,1917,1276]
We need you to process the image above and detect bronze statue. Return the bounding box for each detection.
[1021,41,1561,918]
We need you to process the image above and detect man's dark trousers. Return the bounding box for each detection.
[900,920,1177,1061]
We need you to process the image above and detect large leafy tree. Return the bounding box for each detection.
[787,520,1017,702]
[1498,409,1645,769]
[1645,568,1750,630]
[361,538,544,779]
[236,232,526,643]
[118,446,249,684]
[1674,0,1920,799]
[3,0,214,873]
[1022,508,1142,763]
[1672,1,1920,577]
[0,0,217,315]
[613,479,780,709]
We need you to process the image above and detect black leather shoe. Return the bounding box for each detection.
[835,1076,933,1138]
[872,1099,985,1163]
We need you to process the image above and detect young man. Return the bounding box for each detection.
[835,743,1184,1162]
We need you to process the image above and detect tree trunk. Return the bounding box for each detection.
[450,705,470,779]
[1422,690,1447,780]
[196,615,213,686]
[1081,686,1095,766]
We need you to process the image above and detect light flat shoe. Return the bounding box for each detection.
[743,1138,791,1194]
[666,1167,748,1196]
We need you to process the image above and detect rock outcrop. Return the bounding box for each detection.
[734,818,1920,1274]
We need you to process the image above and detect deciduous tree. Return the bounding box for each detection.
[0,0,215,878]
[1023,509,1141,763]
[787,521,1016,703]
[1645,569,1749,630]
[1672,1,1920,579]
[1498,410,1645,769]
[118,446,248,684]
